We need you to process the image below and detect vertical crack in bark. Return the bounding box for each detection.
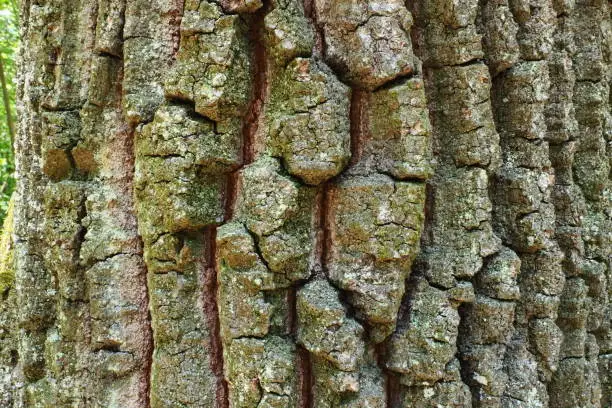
[214,7,271,407]
[202,226,229,408]
[242,6,269,166]
[132,197,154,408]
[385,372,401,408]
[293,2,328,405]
[287,286,298,336]
[302,0,324,57]
[170,1,185,60]
[316,185,331,280]
[291,182,326,408]
[225,6,269,220]
[141,250,154,408]
[297,346,314,408]
[129,227,155,408]
[122,44,155,404]
[349,89,368,166]
[223,172,238,222]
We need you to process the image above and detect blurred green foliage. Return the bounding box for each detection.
[0,0,18,223]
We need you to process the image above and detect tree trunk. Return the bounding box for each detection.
[3,0,610,407]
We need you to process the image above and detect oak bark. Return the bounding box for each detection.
[1,0,610,407]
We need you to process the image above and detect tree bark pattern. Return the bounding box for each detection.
[2,0,610,407]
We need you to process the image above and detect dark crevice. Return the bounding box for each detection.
[287,287,298,337]
[427,57,485,70]
[124,121,155,408]
[421,182,436,247]
[224,4,269,219]
[316,184,332,280]
[456,302,481,405]
[241,4,269,166]
[386,372,401,408]
[395,267,426,333]
[247,228,273,272]
[170,1,186,60]
[297,345,314,408]
[223,171,238,221]
[349,89,368,166]
[202,226,229,408]
[303,0,325,58]
[371,72,419,92]
[140,238,155,408]
[93,342,123,353]
[94,50,122,60]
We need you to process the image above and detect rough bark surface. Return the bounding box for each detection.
[2,0,611,407]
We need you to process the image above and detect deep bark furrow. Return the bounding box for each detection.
[132,0,245,406]
[385,1,508,405]
[348,90,368,166]
[485,1,569,407]
[10,0,156,406]
[203,227,229,408]
[305,1,434,405]
[547,2,611,407]
[545,3,590,407]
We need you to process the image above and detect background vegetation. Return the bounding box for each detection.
[0,0,17,223]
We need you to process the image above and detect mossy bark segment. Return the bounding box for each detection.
[367,78,434,180]
[297,279,386,407]
[326,175,426,343]
[10,0,154,404]
[123,0,183,124]
[389,1,507,405]
[263,0,314,66]
[8,0,612,406]
[135,104,240,237]
[144,237,219,408]
[484,2,567,405]
[265,58,351,186]
[313,0,415,90]
[216,157,316,406]
[132,2,249,403]
[297,280,365,372]
[546,2,612,407]
[166,1,252,123]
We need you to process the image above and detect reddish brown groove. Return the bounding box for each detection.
[169,0,185,59]
[202,226,229,408]
[349,89,368,166]
[297,346,314,408]
[118,19,155,395]
[386,372,401,408]
[129,192,154,408]
[303,0,314,21]
[212,6,271,407]
[421,182,435,246]
[223,172,239,221]
[225,6,269,220]
[241,6,269,166]
[287,287,298,335]
[302,0,324,55]
[137,233,155,408]
[318,185,333,279]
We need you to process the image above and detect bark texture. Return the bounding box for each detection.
[3,0,611,407]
